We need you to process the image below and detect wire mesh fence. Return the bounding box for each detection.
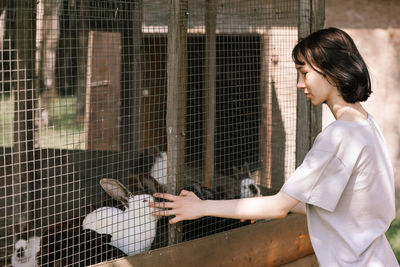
[0,0,310,266]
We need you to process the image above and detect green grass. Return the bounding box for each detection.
[38,96,85,149]
[0,93,14,147]
[387,216,400,262]
[0,94,85,149]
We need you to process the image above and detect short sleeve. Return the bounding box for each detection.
[282,148,352,212]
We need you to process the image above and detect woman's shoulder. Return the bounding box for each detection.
[317,121,353,142]
[320,117,371,139]
[313,120,368,154]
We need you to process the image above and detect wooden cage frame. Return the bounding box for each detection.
[99,0,324,266]
[5,0,324,266]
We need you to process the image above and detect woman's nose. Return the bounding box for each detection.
[297,78,305,90]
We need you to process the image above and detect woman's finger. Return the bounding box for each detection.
[169,216,182,224]
[179,190,192,196]
[152,209,176,217]
[149,201,174,209]
[153,193,177,201]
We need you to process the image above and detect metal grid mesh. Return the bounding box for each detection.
[0,0,301,265]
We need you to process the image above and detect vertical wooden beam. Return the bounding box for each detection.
[12,0,36,243]
[310,0,324,144]
[259,32,271,188]
[259,29,287,190]
[0,0,6,11]
[84,31,121,151]
[204,0,216,188]
[76,0,89,122]
[311,0,325,33]
[296,0,312,168]
[167,0,188,245]
[296,0,324,167]
[131,0,144,154]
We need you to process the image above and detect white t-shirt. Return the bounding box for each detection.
[282,114,398,266]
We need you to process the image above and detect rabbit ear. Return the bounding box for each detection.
[140,174,167,194]
[100,178,132,206]
[128,174,166,195]
[243,162,252,177]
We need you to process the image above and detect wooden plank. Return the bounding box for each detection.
[8,0,36,263]
[76,1,90,122]
[259,29,289,190]
[296,0,325,167]
[85,31,121,151]
[166,0,188,244]
[204,0,217,188]
[130,0,144,154]
[281,253,318,267]
[94,214,313,267]
[310,0,324,143]
[311,0,325,33]
[296,0,312,167]
[13,0,36,225]
[259,32,272,188]
[140,35,168,151]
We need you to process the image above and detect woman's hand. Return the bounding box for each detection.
[150,190,205,224]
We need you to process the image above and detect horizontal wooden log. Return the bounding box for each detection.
[94,214,314,267]
[281,253,318,267]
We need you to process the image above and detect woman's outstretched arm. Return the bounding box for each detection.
[291,202,306,215]
[150,190,300,224]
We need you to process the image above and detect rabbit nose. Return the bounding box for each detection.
[16,247,25,258]
[142,199,148,203]
[249,184,258,194]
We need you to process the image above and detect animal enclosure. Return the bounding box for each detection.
[0,0,323,266]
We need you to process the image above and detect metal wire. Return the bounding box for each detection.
[0,0,301,265]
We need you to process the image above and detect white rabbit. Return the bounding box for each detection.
[82,178,159,256]
[11,236,41,267]
[150,151,168,185]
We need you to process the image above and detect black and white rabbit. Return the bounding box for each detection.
[150,151,168,185]
[39,216,126,267]
[181,183,251,241]
[233,162,262,198]
[82,178,160,256]
[11,220,41,267]
[12,236,41,267]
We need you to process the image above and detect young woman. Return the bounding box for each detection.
[150,28,398,266]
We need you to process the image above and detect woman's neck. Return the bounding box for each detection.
[327,99,368,122]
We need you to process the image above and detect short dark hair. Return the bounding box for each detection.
[292,27,371,103]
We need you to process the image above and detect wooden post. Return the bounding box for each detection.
[84,31,121,151]
[311,0,325,33]
[12,0,36,244]
[259,32,271,188]
[204,0,216,188]
[76,0,89,122]
[130,0,144,155]
[167,0,188,245]
[0,1,6,11]
[296,0,324,167]
[310,0,324,145]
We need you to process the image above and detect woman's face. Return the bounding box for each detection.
[295,62,337,106]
